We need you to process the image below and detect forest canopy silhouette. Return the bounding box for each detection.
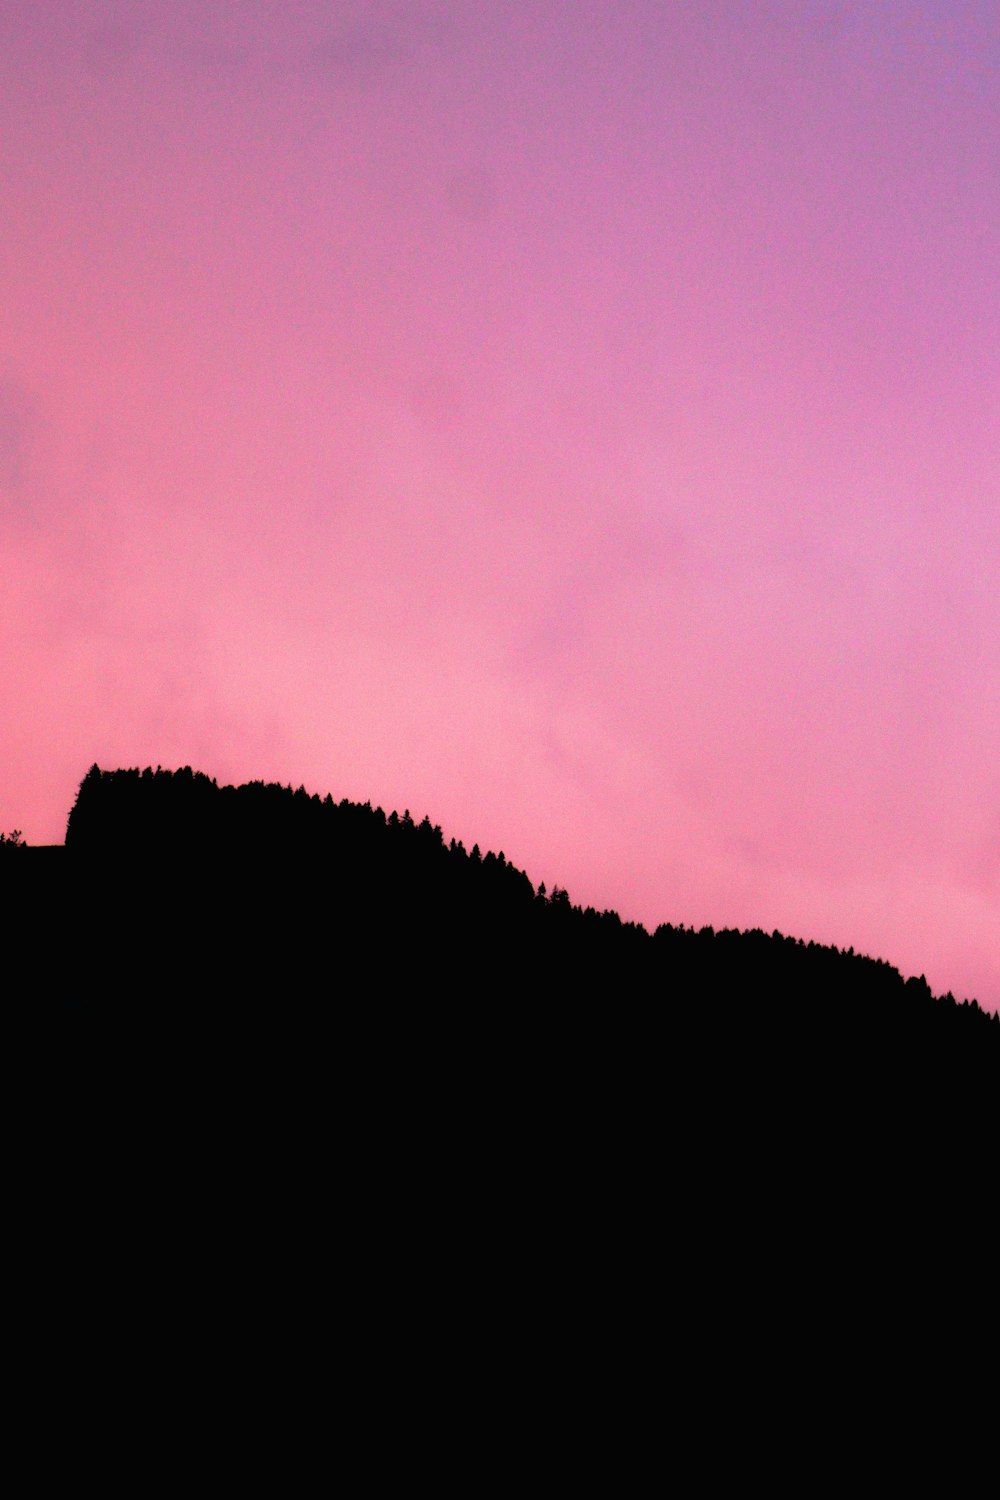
[9,764,993,1466]
[4,764,994,1064]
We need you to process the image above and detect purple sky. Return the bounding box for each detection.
[2,2,998,1008]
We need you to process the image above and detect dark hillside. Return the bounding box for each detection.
[5,763,994,1428]
[10,763,993,1067]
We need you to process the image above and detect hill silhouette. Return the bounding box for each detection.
[7,763,995,1059]
[5,762,994,1451]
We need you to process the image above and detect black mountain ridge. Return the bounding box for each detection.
[6,762,995,1061]
[5,762,994,1446]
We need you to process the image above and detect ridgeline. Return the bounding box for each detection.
[5,763,994,1372]
[5,763,995,1065]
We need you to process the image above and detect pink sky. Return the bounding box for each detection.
[2,2,997,1009]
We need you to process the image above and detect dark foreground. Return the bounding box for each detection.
[3,768,995,1479]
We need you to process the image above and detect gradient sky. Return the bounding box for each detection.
[2,1,997,1009]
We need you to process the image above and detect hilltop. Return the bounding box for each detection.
[3,764,994,1061]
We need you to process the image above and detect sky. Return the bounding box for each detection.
[2,1,997,1009]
